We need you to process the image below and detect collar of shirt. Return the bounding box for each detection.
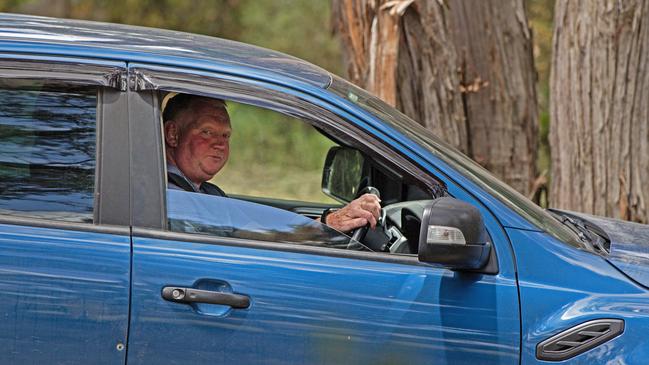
[167,163,201,192]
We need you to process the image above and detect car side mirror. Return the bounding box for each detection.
[321,146,366,203]
[418,197,491,270]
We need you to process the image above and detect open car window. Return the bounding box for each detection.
[211,101,338,204]
[159,90,438,255]
[161,94,366,250]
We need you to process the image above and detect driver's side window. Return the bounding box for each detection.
[162,93,359,249]
[161,91,434,255]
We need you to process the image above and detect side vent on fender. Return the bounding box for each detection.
[536,319,624,361]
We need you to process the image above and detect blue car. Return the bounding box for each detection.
[0,13,647,365]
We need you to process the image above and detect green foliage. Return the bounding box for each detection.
[0,0,22,10]
[227,103,334,169]
[236,0,343,75]
[0,0,343,75]
[0,0,244,38]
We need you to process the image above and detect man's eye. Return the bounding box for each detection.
[201,129,213,137]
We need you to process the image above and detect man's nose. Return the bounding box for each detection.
[210,136,228,148]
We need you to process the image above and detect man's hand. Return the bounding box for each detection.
[324,194,381,232]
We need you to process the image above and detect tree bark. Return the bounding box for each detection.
[550,0,649,223]
[332,0,538,195]
[448,1,539,195]
[332,0,467,151]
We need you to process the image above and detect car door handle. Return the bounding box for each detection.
[161,286,250,309]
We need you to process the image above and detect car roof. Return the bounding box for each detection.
[0,13,332,88]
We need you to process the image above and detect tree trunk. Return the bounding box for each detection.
[448,1,539,195]
[550,0,648,223]
[332,0,539,195]
[332,0,468,151]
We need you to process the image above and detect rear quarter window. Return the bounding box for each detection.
[0,83,97,222]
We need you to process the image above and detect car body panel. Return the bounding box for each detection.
[561,211,649,289]
[508,227,649,363]
[0,223,130,364]
[126,62,522,364]
[0,44,132,365]
[128,234,520,365]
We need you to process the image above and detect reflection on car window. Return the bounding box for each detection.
[167,189,365,250]
[0,84,97,222]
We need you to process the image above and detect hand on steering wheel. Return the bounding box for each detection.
[322,186,382,239]
[349,186,382,242]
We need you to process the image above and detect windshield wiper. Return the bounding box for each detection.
[558,215,591,242]
[549,211,609,254]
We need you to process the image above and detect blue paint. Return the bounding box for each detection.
[508,228,649,364]
[0,224,130,364]
[129,236,520,365]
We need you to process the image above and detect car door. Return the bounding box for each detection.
[0,56,131,364]
[126,65,521,364]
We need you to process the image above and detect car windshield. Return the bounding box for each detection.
[328,76,584,249]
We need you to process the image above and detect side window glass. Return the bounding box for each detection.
[0,83,97,222]
[167,190,358,249]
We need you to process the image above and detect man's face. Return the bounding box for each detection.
[167,101,231,185]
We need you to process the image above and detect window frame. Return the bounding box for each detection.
[0,55,130,231]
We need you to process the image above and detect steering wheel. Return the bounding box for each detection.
[349,186,382,243]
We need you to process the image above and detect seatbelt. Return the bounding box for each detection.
[199,181,227,197]
[168,171,227,197]
[167,172,197,192]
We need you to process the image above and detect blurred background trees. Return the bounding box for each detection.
[1,0,646,222]
[0,0,344,74]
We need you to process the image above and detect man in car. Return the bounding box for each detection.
[163,93,381,233]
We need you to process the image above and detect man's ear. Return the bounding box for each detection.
[164,121,179,147]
